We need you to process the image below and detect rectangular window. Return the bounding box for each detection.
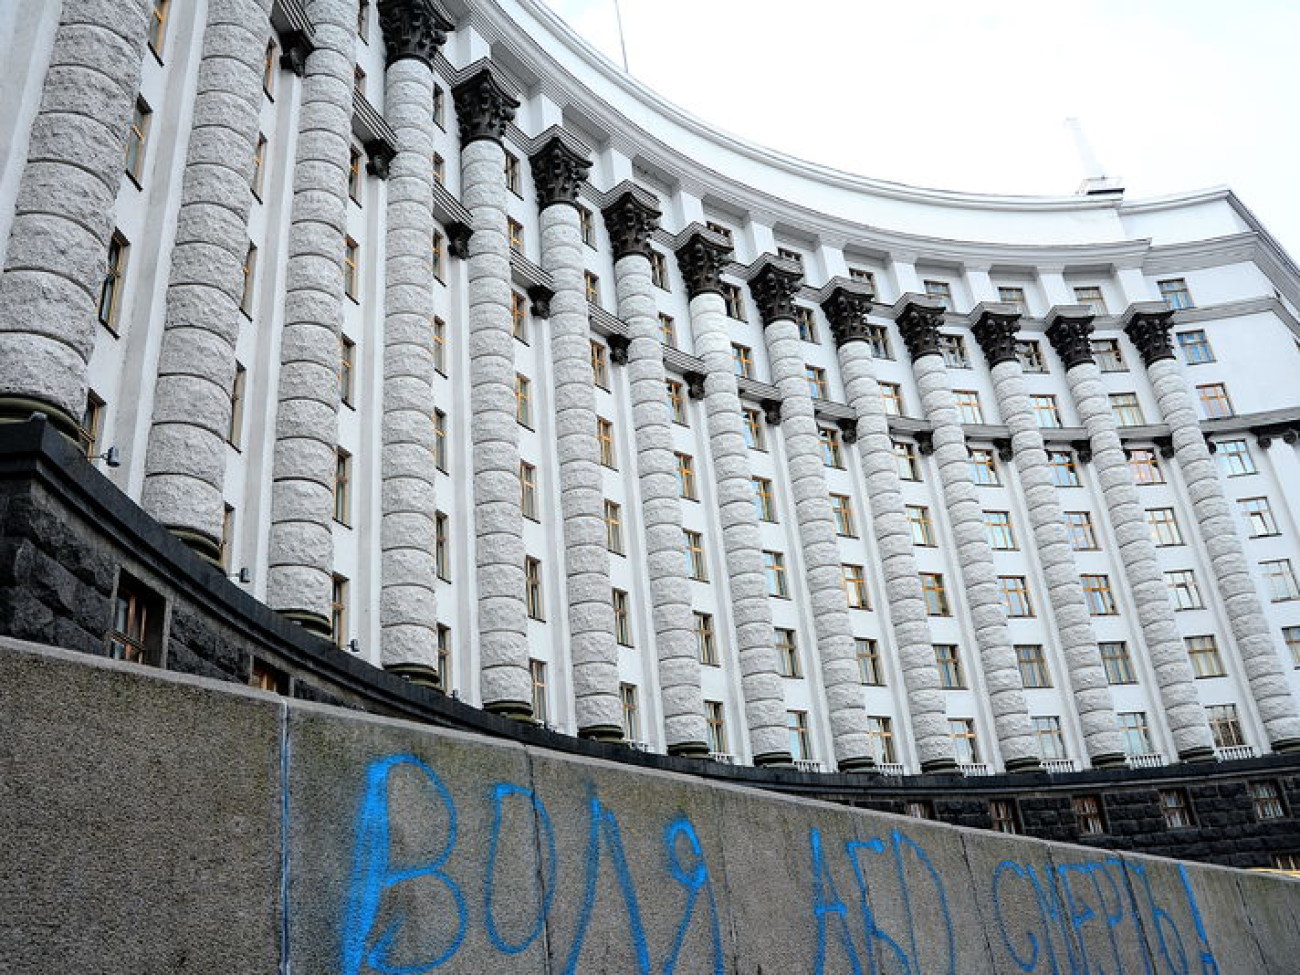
[432,316,447,374]
[1074,796,1105,834]
[78,391,105,460]
[695,612,718,665]
[731,342,754,378]
[923,280,953,310]
[1032,716,1066,760]
[1185,635,1225,678]
[1030,394,1062,428]
[515,374,532,427]
[1110,392,1145,427]
[333,449,351,524]
[504,151,521,194]
[795,306,818,343]
[777,246,804,266]
[1250,782,1287,820]
[99,231,129,331]
[997,286,1028,315]
[776,628,800,678]
[597,417,616,468]
[990,800,1021,835]
[998,576,1034,617]
[935,643,965,688]
[613,589,633,647]
[722,283,746,321]
[343,236,360,299]
[940,334,970,368]
[752,477,777,522]
[1197,383,1234,419]
[676,452,697,499]
[525,557,545,620]
[433,409,448,472]
[894,441,922,481]
[604,500,624,554]
[1063,511,1099,550]
[705,221,733,243]
[353,65,367,97]
[819,427,844,468]
[659,313,677,348]
[805,365,829,399]
[125,97,151,182]
[842,564,871,610]
[228,364,245,448]
[1129,449,1164,484]
[1100,642,1136,685]
[238,242,259,316]
[867,716,896,765]
[763,550,789,597]
[434,511,450,581]
[880,382,904,416]
[148,0,171,57]
[263,38,278,97]
[684,529,707,581]
[906,800,934,819]
[949,718,979,765]
[968,448,999,485]
[584,271,601,305]
[954,390,983,423]
[578,205,595,247]
[1017,645,1052,688]
[1016,340,1047,373]
[1147,507,1183,546]
[742,408,765,449]
[620,683,639,741]
[1167,570,1205,611]
[984,510,1017,550]
[432,230,445,280]
[432,85,445,127]
[856,638,883,685]
[250,657,289,695]
[1159,789,1194,829]
[1177,329,1214,364]
[432,152,445,185]
[705,701,727,754]
[830,493,856,536]
[331,575,348,650]
[1082,574,1118,615]
[1118,711,1153,756]
[348,146,364,203]
[1261,559,1300,601]
[1049,450,1081,487]
[1073,286,1107,317]
[338,334,355,406]
[1216,439,1255,476]
[1091,338,1126,372]
[848,267,876,290]
[668,381,688,425]
[787,710,812,762]
[920,572,950,616]
[1285,626,1300,667]
[867,324,892,359]
[252,133,268,198]
[908,505,936,547]
[530,659,548,723]
[590,340,610,388]
[507,217,524,253]
[1158,278,1194,310]
[106,574,161,665]
[519,461,538,520]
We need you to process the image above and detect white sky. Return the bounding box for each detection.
[541,0,1300,258]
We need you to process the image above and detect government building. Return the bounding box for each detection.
[3,0,1300,858]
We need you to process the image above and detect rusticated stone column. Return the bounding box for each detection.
[140,0,275,563]
[895,296,1040,772]
[971,306,1126,768]
[0,0,152,436]
[675,227,791,767]
[375,0,454,685]
[452,65,531,719]
[822,282,954,772]
[1126,304,1300,753]
[749,258,872,771]
[266,0,357,635]
[1048,309,1216,761]
[603,186,709,757]
[530,133,622,742]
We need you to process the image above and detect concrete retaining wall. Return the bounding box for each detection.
[2,636,1298,974]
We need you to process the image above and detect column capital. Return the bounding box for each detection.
[1122,301,1177,367]
[969,302,1022,367]
[745,254,803,326]
[817,277,875,348]
[601,182,662,261]
[451,62,519,147]
[891,294,946,361]
[528,130,591,210]
[673,224,733,299]
[1044,306,1096,371]
[377,0,454,69]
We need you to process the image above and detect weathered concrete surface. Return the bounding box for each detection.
[2,637,1298,974]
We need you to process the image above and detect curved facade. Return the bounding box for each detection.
[4,0,1300,784]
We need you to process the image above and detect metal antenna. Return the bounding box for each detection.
[1065,117,1123,196]
[613,0,630,72]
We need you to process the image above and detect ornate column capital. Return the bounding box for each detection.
[528,131,591,210]
[892,294,946,361]
[745,255,803,326]
[451,62,519,147]
[377,0,454,69]
[818,278,876,348]
[1044,306,1096,371]
[673,225,733,299]
[1122,302,1176,367]
[601,182,662,261]
[970,303,1022,367]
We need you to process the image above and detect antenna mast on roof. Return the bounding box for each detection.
[1065,117,1124,196]
[613,0,630,72]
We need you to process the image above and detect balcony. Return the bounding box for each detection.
[1216,745,1257,762]
[1126,752,1167,770]
[959,763,993,777]
[875,763,907,777]
[709,752,736,765]
[794,759,823,773]
[1042,759,1079,774]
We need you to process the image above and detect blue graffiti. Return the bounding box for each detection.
[810,826,865,975]
[845,838,911,975]
[662,816,725,975]
[483,782,555,954]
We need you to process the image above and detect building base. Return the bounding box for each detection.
[667,741,710,759]
[278,609,332,638]
[383,663,441,689]
[167,526,223,567]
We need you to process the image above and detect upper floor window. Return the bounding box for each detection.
[763,550,789,598]
[667,380,688,425]
[1166,570,1205,612]
[732,343,754,379]
[1196,383,1234,419]
[1216,439,1255,476]
[338,334,355,406]
[1261,559,1300,602]
[1016,340,1047,373]
[649,250,670,290]
[867,324,892,359]
[432,85,446,128]
[880,382,904,416]
[923,280,952,310]
[333,448,352,525]
[1100,642,1136,685]
[148,0,171,59]
[1030,394,1062,428]
[125,98,151,183]
[1147,507,1183,546]
[752,476,777,522]
[894,441,922,481]
[908,505,936,547]
[1048,450,1080,487]
[79,391,105,460]
[1177,329,1214,364]
[1158,278,1194,310]
[252,134,268,199]
[432,230,445,281]
[584,271,601,305]
[1073,286,1107,317]
[432,152,445,186]
[604,500,624,554]
[1063,511,1099,550]
[511,292,528,342]
[504,151,521,195]
[954,390,983,424]
[597,417,616,468]
[684,529,707,581]
[805,365,829,399]
[848,267,876,292]
[659,313,677,348]
[507,218,524,253]
[1129,449,1164,485]
[1017,646,1051,688]
[705,221,733,244]
[590,340,610,389]
[1081,574,1118,615]
[742,407,765,448]
[343,237,360,299]
[722,283,747,321]
[515,373,532,427]
[525,558,545,620]
[99,231,129,333]
[1109,392,1144,426]
[1091,338,1125,372]
[1239,496,1280,537]
[795,306,818,344]
[263,39,279,97]
[842,564,871,610]
[819,427,844,468]
[920,573,950,616]
[984,510,1017,550]
[776,246,803,266]
[348,146,365,203]
[676,452,697,499]
[997,287,1028,316]
[968,447,999,485]
[776,629,800,678]
[857,639,884,686]
[830,493,856,536]
[997,576,1034,617]
[578,205,596,247]
[520,461,538,520]
[940,334,970,368]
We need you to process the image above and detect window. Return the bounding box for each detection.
[1167,571,1205,612]
[333,449,351,524]
[722,283,746,321]
[906,800,934,819]
[1074,796,1105,835]
[990,800,1020,835]
[148,0,171,57]
[125,97,151,182]
[262,38,278,97]
[525,557,544,620]
[998,576,1034,617]
[99,231,129,331]
[676,452,697,499]
[908,505,936,547]
[604,500,624,554]
[920,573,950,616]
[432,230,445,280]
[504,151,521,194]
[684,530,707,581]
[515,374,532,427]
[1147,508,1183,546]
[77,391,105,460]
[1261,559,1300,601]
[1177,330,1214,364]
[949,718,979,765]
[1016,340,1047,373]
[830,494,856,536]
[331,575,348,649]
[513,289,528,338]
[787,711,812,762]
[997,287,1028,315]
[343,236,360,299]
[251,133,268,198]
[228,364,245,448]
[1091,338,1126,372]
[1032,716,1066,760]
[619,683,639,741]
[1073,286,1107,317]
[1049,450,1081,487]
[1063,511,1099,550]
[731,343,754,378]
[694,612,718,665]
[880,382,904,416]
[519,461,538,520]
[432,85,445,128]
[433,409,447,472]
[1129,449,1164,484]
[1017,646,1051,688]
[250,657,288,695]
[935,644,964,688]
[895,441,922,481]
[819,427,844,468]
[434,511,450,580]
[940,334,970,368]
[529,659,548,723]
[867,324,892,359]
[235,242,258,316]
[1183,635,1225,679]
[1285,626,1300,667]
[1118,712,1152,756]
[353,65,367,97]
[842,564,871,609]
[106,574,160,664]
[584,271,601,305]
[742,408,765,448]
[805,365,829,399]
[668,381,688,425]
[752,477,777,522]
[705,701,727,754]
[705,221,733,243]
[923,280,953,310]
[507,217,524,253]
[1100,642,1136,685]
[984,510,1017,550]
[776,628,800,678]
[968,448,999,485]
[432,316,447,374]
[867,716,896,764]
[1030,395,1062,428]
[777,246,803,266]
[578,205,595,247]
[597,417,616,468]
[643,249,669,290]
[1081,575,1117,615]
[348,146,364,202]
[1158,278,1193,310]
[1159,790,1194,829]
[1109,393,1144,427]
[954,390,983,423]
[1251,782,1287,820]
[1197,383,1234,419]
[432,153,445,185]
[1216,440,1255,476]
[590,341,610,388]
[795,306,818,343]
[763,550,789,597]
[613,589,633,647]
[856,638,883,685]
[335,333,356,406]
[659,313,677,348]
[848,266,876,289]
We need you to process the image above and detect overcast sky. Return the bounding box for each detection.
[541,0,1300,258]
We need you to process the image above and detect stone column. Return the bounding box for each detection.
[894,296,1040,772]
[1047,309,1216,761]
[530,133,622,741]
[375,0,454,684]
[675,227,790,767]
[265,0,357,635]
[1126,304,1300,753]
[603,185,709,757]
[748,257,872,771]
[971,305,1127,768]
[451,65,530,719]
[822,282,954,771]
[0,0,152,436]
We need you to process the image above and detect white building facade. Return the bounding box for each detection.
[3,0,1300,776]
